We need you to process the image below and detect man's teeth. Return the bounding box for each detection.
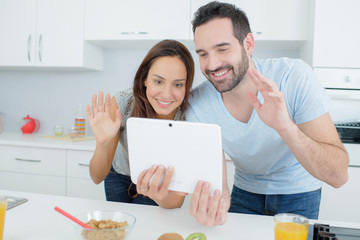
[158,99,171,105]
[213,69,229,77]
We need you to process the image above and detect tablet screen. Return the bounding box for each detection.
[127,117,223,194]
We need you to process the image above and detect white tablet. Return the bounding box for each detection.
[127,117,223,194]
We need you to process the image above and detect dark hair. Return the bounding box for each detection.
[131,40,194,118]
[192,1,251,46]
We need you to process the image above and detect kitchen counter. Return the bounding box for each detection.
[0,131,95,151]
[2,190,360,240]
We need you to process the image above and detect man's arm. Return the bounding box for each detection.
[279,112,348,188]
[247,68,349,188]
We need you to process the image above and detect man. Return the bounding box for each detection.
[187,1,349,224]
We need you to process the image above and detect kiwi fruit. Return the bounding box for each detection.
[157,232,184,240]
[186,232,207,240]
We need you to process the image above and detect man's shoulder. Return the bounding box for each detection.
[189,81,215,104]
[254,57,309,73]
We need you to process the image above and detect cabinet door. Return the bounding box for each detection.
[0,171,66,195]
[319,167,360,223]
[36,0,86,67]
[85,0,191,41]
[66,150,106,200]
[190,0,308,41]
[313,0,360,68]
[0,0,37,66]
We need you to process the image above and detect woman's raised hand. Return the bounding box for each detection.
[86,91,122,144]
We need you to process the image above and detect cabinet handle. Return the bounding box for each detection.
[253,31,262,35]
[38,34,43,62]
[121,31,148,35]
[78,163,89,167]
[27,35,32,62]
[349,165,360,168]
[15,157,42,163]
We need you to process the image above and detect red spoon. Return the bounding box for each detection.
[54,206,92,229]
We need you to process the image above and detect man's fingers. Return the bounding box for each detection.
[190,181,203,216]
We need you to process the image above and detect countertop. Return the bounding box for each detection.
[2,190,360,240]
[0,131,96,151]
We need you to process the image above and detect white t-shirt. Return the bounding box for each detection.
[186,57,331,194]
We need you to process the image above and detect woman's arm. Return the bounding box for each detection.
[86,92,122,184]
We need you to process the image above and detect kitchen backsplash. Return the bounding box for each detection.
[0,47,300,134]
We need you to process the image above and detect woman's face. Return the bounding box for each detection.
[144,56,187,119]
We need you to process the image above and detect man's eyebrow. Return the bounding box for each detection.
[196,42,230,53]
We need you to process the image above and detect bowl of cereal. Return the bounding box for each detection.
[72,210,136,240]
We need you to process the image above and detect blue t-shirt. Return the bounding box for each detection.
[186,57,331,194]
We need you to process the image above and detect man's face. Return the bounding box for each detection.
[194,18,249,93]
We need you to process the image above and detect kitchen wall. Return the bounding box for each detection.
[0,47,299,135]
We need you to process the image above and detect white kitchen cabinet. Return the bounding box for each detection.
[0,0,102,70]
[319,144,360,223]
[190,0,309,43]
[85,0,191,47]
[0,145,66,195]
[312,0,360,69]
[66,150,105,200]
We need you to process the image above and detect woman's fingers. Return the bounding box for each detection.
[98,91,104,112]
[104,93,111,113]
[91,94,97,114]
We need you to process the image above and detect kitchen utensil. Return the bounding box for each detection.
[54,206,92,229]
[72,210,136,240]
[20,115,40,134]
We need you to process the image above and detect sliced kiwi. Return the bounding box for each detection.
[186,232,207,240]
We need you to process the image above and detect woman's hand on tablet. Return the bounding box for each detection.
[189,181,230,226]
[136,165,187,208]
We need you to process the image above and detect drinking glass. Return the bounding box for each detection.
[0,196,7,240]
[274,213,309,240]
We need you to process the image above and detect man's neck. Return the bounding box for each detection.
[221,62,257,123]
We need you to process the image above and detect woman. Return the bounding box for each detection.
[86,40,194,207]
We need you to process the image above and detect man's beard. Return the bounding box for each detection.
[205,50,249,93]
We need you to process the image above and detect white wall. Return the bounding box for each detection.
[0,47,299,135]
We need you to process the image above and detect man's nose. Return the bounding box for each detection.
[207,54,222,71]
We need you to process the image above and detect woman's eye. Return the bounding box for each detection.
[154,79,162,85]
[219,48,227,52]
[175,83,184,88]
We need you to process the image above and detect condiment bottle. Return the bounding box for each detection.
[75,105,86,137]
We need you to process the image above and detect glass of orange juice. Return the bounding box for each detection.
[274,213,309,240]
[0,196,7,240]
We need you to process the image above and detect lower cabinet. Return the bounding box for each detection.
[0,145,104,200]
[319,144,360,222]
[66,150,105,200]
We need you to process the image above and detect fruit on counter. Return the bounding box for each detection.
[158,232,184,240]
[186,232,207,240]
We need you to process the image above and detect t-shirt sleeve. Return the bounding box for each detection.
[284,60,331,125]
[114,89,133,127]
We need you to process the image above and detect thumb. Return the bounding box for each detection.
[247,92,261,110]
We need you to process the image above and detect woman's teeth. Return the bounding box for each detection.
[157,99,172,105]
[213,69,229,77]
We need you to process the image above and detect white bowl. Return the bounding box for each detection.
[72,210,136,240]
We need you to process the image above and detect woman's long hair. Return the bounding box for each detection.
[131,40,194,118]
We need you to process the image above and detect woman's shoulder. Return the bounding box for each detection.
[114,88,134,124]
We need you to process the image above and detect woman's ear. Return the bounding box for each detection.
[144,79,147,87]
[243,33,255,56]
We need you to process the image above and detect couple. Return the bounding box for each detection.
[86,1,349,226]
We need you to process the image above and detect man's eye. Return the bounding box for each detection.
[219,48,227,52]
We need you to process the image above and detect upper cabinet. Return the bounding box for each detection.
[190,0,309,43]
[0,0,102,70]
[85,0,191,47]
[312,0,360,68]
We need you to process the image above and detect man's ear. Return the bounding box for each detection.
[243,33,255,56]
